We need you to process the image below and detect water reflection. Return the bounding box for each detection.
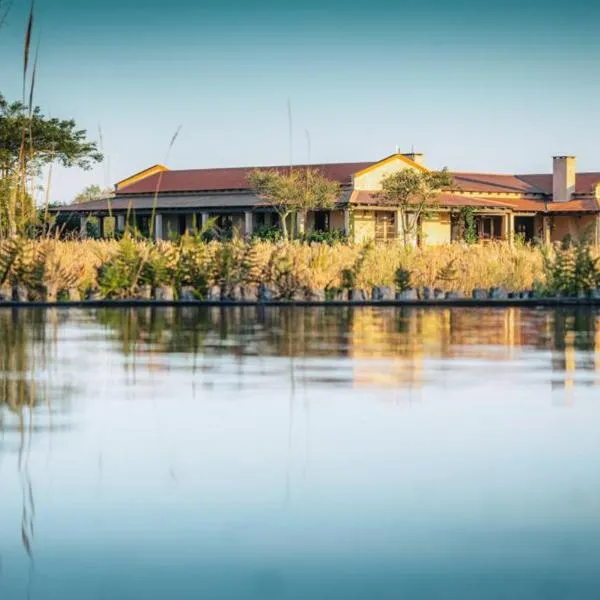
[0,306,600,599]
[90,305,600,393]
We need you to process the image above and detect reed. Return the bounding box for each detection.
[1,237,593,300]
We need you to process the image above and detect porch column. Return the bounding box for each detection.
[79,215,88,238]
[154,213,163,241]
[396,209,404,242]
[201,211,210,229]
[343,209,351,239]
[542,215,551,245]
[505,213,515,245]
[244,211,254,237]
[98,216,105,239]
[116,214,125,233]
[297,212,306,236]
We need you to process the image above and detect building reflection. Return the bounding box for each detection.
[90,305,600,397]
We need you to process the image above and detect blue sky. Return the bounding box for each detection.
[1,0,600,202]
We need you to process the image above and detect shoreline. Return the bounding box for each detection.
[1,298,600,309]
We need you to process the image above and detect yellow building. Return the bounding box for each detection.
[57,152,600,244]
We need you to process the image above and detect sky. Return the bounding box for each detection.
[2,0,600,203]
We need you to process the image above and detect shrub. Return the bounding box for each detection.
[543,236,600,297]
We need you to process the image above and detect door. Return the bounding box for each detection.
[375,212,396,242]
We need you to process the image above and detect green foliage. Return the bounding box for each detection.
[458,207,478,244]
[140,243,177,288]
[394,267,412,292]
[252,224,284,242]
[0,94,103,177]
[543,236,600,297]
[72,184,113,205]
[299,229,347,245]
[248,168,340,240]
[98,235,147,298]
[377,167,454,246]
[175,237,210,295]
[340,241,373,290]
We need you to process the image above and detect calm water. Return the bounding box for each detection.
[1,306,600,600]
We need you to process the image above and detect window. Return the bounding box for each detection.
[375,212,396,242]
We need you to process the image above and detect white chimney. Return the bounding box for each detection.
[552,156,576,203]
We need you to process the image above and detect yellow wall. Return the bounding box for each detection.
[116,164,168,191]
[551,215,599,243]
[353,156,421,191]
[352,210,376,243]
[421,213,451,244]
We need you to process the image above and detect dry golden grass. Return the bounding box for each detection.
[0,238,572,297]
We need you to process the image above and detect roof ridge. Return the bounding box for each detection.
[160,160,375,174]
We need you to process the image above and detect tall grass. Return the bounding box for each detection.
[0,237,577,300]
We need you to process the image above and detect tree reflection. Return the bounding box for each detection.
[91,305,600,395]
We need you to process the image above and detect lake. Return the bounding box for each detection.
[1,306,600,600]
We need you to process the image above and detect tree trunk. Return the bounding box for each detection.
[280,211,289,240]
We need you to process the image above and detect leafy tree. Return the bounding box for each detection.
[0,94,102,237]
[376,168,453,246]
[0,94,103,177]
[72,184,113,204]
[248,168,339,240]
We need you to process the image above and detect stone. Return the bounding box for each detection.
[591,288,600,300]
[0,285,12,301]
[179,286,197,301]
[87,290,102,301]
[306,289,326,302]
[519,290,532,299]
[396,288,418,301]
[12,284,28,302]
[472,288,488,300]
[489,287,508,300]
[372,286,395,301]
[327,289,346,302]
[421,287,432,300]
[258,284,275,302]
[349,288,368,302]
[136,285,152,300]
[67,288,82,302]
[291,289,307,302]
[242,285,259,302]
[154,285,175,301]
[445,290,464,300]
[229,285,244,302]
[206,285,222,301]
[433,288,445,300]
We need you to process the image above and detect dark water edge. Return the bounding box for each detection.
[1,306,600,600]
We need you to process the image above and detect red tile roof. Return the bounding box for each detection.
[350,191,600,212]
[116,162,374,195]
[351,191,516,209]
[451,173,546,194]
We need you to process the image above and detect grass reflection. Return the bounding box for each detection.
[91,306,600,393]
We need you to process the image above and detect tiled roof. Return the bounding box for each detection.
[349,191,600,212]
[116,162,374,195]
[351,191,514,209]
[516,173,600,195]
[451,173,546,194]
